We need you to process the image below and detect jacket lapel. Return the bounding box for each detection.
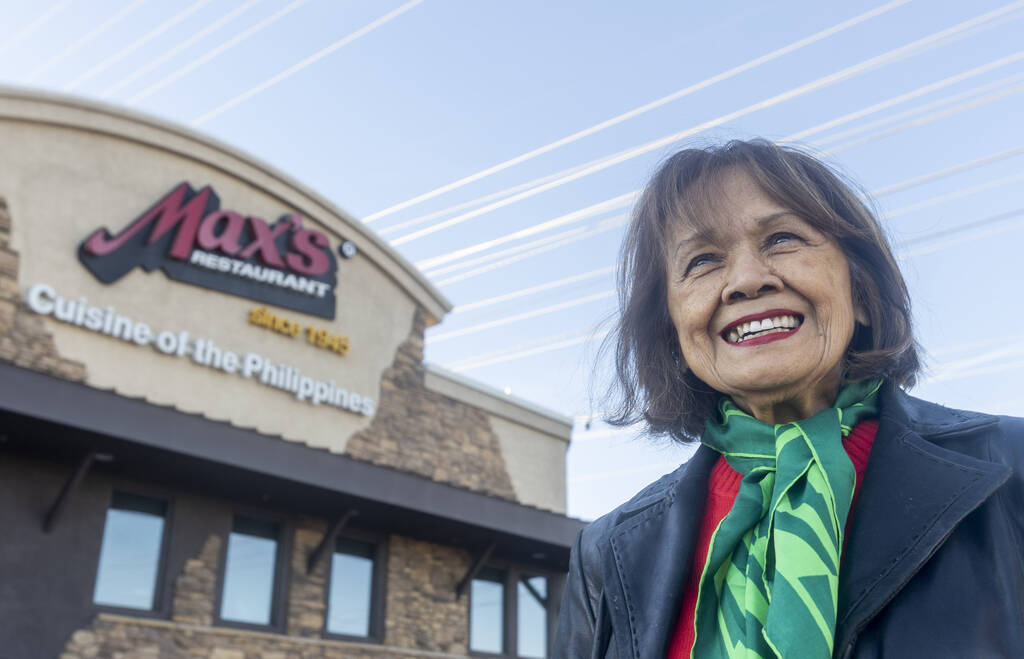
[834,387,1011,656]
[604,445,718,659]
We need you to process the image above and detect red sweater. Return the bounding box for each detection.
[667,419,879,659]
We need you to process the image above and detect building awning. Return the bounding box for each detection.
[0,362,587,569]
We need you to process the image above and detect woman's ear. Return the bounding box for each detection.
[854,303,870,326]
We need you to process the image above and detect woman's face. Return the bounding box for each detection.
[665,167,864,420]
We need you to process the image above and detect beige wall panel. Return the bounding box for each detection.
[0,119,415,453]
[488,415,567,513]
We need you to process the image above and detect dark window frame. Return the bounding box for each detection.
[91,488,175,620]
[322,527,388,644]
[213,509,292,633]
[469,560,563,659]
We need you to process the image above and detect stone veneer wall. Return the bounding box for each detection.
[0,197,86,380]
[62,518,475,658]
[344,309,517,500]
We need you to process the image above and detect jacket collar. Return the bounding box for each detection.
[601,385,1011,659]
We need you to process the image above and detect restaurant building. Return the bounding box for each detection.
[0,88,585,659]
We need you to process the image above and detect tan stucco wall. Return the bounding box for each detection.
[0,115,416,453]
[488,415,568,513]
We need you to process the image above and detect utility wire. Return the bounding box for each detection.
[64,0,214,91]
[126,0,310,105]
[379,160,598,237]
[26,0,145,81]
[419,73,1024,284]
[424,225,590,278]
[788,48,1024,143]
[388,3,1024,246]
[414,191,636,270]
[887,171,1024,217]
[448,329,610,373]
[437,163,1024,321]
[362,0,912,223]
[101,0,262,99]
[0,0,73,58]
[428,290,616,344]
[191,0,425,126]
[873,145,1024,196]
[385,50,1024,241]
[442,202,1024,371]
[432,215,629,287]
[824,79,1024,154]
[453,267,616,314]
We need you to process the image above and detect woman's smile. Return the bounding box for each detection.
[665,167,865,423]
[720,309,803,345]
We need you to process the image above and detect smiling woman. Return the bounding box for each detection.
[553,140,1024,659]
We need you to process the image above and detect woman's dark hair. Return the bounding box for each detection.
[605,139,920,441]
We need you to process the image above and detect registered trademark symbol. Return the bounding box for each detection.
[339,241,357,259]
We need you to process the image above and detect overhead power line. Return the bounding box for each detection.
[823,78,1024,154]
[417,65,1024,283]
[432,214,629,287]
[390,47,1024,242]
[887,171,1024,218]
[101,0,262,99]
[874,147,1024,197]
[413,191,636,270]
[378,160,599,237]
[443,202,1024,372]
[453,266,616,314]
[126,0,311,105]
[0,0,73,58]
[788,48,1024,143]
[428,290,616,344]
[448,329,610,373]
[65,0,215,91]
[425,225,591,278]
[362,0,912,223]
[26,0,145,82]
[388,3,1024,246]
[191,0,425,126]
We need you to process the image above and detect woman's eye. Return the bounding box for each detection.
[767,232,800,247]
[685,253,718,275]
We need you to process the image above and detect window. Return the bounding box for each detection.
[93,492,167,610]
[219,516,280,626]
[517,575,548,658]
[470,567,556,658]
[470,567,506,653]
[326,537,380,639]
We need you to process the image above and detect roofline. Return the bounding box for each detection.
[423,363,573,442]
[0,362,585,554]
[0,86,451,324]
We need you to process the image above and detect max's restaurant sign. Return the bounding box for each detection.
[23,184,374,416]
[78,182,340,319]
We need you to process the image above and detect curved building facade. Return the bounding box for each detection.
[0,88,583,658]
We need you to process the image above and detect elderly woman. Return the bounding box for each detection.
[554,140,1024,658]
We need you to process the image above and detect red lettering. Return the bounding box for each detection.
[238,216,288,267]
[197,210,245,255]
[286,228,331,276]
[85,184,213,258]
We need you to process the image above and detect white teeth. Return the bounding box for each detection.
[725,314,803,343]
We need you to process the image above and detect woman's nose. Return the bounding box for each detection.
[722,252,783,303]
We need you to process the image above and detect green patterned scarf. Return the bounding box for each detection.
[691,379,882,659]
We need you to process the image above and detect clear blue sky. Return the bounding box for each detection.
[3,0,1023,520]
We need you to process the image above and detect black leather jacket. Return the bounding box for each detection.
[554,386,1024,658]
